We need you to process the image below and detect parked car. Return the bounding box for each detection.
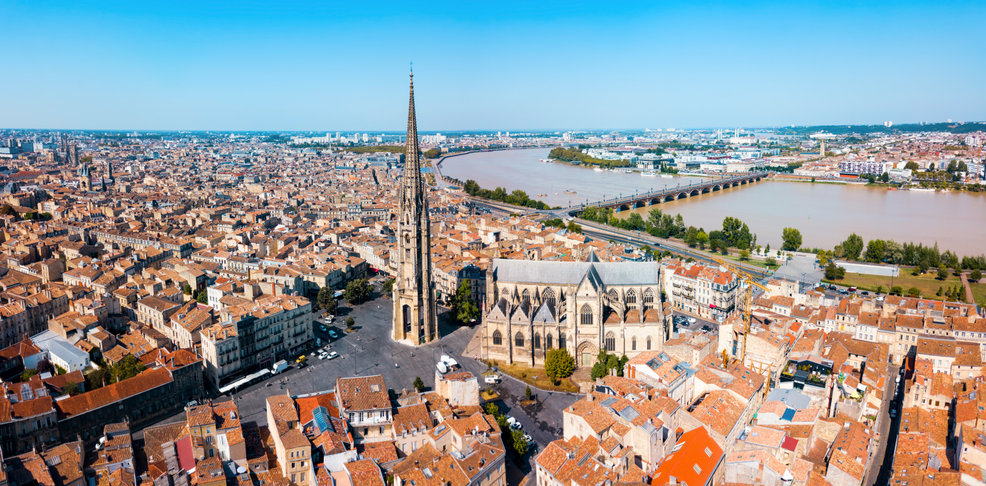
[484,374,501,384]
[326,351,339,360]
[318,351,328,360]
[328,330,340,339]
[319,324,327,332]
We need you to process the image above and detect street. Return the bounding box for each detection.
[868,364,903,485]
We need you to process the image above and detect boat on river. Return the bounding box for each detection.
[641,171,657,177]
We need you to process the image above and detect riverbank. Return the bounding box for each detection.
[823,269,985,303]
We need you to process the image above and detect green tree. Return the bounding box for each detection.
[318,286,339,314]
[196,291,208,304]
[865,239,886,263]
[182,282,192,295]
[381,278,395,294]
[412,376,424,392]
[62,381,81,396]
[344,278,372,305]
[566,221,583,234]
[906,287,921,297]
[510,428,529,456]
[451,280,480,324]
[112,355,146,383]
[20,369,38,381]
[971,269,983,282]
[423,148,441,158]
[345,316,355,328]
[781,227,802,251]
[841,233,865,260]
[936,267,949,281]
[880,172,890,183]
[525,386,532,400]
[890,286,903,296]
[824,262,846,280]
[739,249,750,261]
[904,161,920,171]
[544,348,575,379]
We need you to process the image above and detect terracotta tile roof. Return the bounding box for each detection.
[55,367,172,418]
[336,375,389,411]
[651,426,723,486]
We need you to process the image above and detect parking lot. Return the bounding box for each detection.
[145,283,575,471]
[671,310,720,337]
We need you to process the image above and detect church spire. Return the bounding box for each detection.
[404,69,421,191]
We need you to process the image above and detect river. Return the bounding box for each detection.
[439,148,986,256]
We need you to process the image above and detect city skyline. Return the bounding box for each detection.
[2,0,984,131]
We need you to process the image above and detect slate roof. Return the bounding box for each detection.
[490,259,659,285]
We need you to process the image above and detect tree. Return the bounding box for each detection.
[904,161,920,171]
[890,286,903,296]
[112,355,146,383]
[451,280,480,325]
[865,239,886,263]
[971,269,983,282]
[525,386,532,400]
[381,278,395,294]
[936,267,949,281]
[781,227,802,251]
[318,287,339,314]
[544,348,575,380]
[196,291,208,304]
[344,278,372,305]
[21,369,38,381]
[880,172,890,183]
[182,282,193,295]
[739,249,750,261]
[345,316,355,329]
[510,428,529,456]
[907,287,921,297]
[62,381,81,396]
[841,233,865,260]
[412,376,424,392]
[566,221,582,234]
[824,262,845,280]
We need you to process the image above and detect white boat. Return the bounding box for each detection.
[593,167,604,172]
[539,158,552,163]
[909,187,935,192]
[641,171,657,177]
[661,174,674,179]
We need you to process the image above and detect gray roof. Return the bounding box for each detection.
[765,388,811,410]
[490,259,660,286]
[31,330,91,365]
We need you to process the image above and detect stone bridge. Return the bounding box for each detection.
[566,172,768,216]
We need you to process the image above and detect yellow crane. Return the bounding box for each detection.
[712,257,769,363]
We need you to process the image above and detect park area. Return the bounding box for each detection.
[825,269,985,305]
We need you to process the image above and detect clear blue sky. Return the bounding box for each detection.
[1,1,983,131]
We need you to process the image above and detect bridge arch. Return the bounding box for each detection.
[676,192,688,200]
[712,184,721,191]
[634,201,646,209]
[701,187,710,194]
[650,198,661,205]
[689,189,700,196]
[618,204,631,212]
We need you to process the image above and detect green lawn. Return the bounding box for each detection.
[824,270,969,301]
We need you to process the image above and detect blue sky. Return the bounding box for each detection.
[1,1,983,131]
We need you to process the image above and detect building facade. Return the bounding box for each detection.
[482,259,669,367]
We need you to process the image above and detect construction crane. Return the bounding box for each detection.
[712,257,769,363]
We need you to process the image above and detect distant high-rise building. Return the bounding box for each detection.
[392,71,436,346]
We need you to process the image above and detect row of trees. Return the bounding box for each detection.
[542,217,582,234]
[462,179,554,210]
[834,232,986,273]
[590,351,629,380]
[482,402,530,456]
[548,147,632,168]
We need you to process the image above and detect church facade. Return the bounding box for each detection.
[481,258,671,367]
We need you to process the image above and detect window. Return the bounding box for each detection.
[534,333,541,349]
[646,337,652,350]
[580,305,593,326]
[492,330,502,346]
[515,332,524,347]
[559,332,566,349]
[626,289,637,306]
[644,288,655,309]
[605,332,616,352]
[631,337,637,351]
[542,288,556,310]
[546,333,553,349]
